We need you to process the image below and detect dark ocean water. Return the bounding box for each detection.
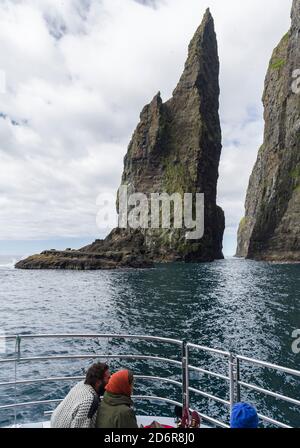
[0,255,299,427]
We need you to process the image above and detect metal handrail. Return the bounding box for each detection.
[43,402,232,428]
[257,413,292,429]
[188,387,230,406]
[0,334,190,427]
[238,381,300,407]
[184,340,300,428]
[133,395,182,408]
[0,375,182,389]
[197,412,230,429]
[0,376,85,387]
[42,397,229,428]
[0,333,299,429]
[237,354,300,377]
[0,399,63,410]
[0,395,185,412]
[135,376,183,388]
[188,365,229,381]
[187,343,231,357]
[1,399,292,429]
[0,354,182,366]
[0,334,183,346]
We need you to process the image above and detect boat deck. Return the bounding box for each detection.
[9,416,211,429]
[1,333,299,429]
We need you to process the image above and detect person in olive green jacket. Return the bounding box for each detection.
[96,369,138,428]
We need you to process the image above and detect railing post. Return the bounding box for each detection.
[182,341,190,421]
[235,357,241,403]
[14,335,21,426]
[228,353,235,410]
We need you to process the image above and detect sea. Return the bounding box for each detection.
[0,255,299,427]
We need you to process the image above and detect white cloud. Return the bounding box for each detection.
[0,0,292,254]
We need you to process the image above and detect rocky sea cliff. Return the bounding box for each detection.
[236,0,300,262]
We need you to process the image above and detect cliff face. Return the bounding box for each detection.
[236,0,300,262]
[120,8,224,262]
[16,9,224,271]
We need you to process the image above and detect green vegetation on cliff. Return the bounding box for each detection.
[270,58,285,70]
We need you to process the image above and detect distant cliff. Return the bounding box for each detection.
[16,9,225,271]
[236,0,300,262]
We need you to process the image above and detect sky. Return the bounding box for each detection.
[0,0,292,256]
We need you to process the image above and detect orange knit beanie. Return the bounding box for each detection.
[105,370,132,397]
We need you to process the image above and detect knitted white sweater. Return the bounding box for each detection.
[51,381,100,428]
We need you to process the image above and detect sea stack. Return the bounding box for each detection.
[16,9,225,270]
[236,0,300,262]
[118,8,224,262]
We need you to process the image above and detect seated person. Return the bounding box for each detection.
[51,362,110,428]
[230,402,259,429]
[96,369,138,428]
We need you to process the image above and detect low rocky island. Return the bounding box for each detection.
[15,230,153,270]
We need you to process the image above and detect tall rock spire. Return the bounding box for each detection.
[16,9,224,270]
[236,0,300,261]
[121,8,224,262]
[173,8,219,99]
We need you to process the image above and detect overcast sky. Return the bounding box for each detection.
[0,0,292,256]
